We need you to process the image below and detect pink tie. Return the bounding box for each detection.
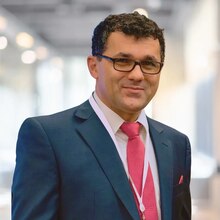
[120,122,158,220]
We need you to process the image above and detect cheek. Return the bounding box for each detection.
[96,73,114,96]
[100,72,120,91]
[143,77,160,99]
[146,75,160,88]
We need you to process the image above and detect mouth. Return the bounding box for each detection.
[123,85,144,90]
[122,86,145,94]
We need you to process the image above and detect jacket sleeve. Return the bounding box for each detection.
[11,117,59,220]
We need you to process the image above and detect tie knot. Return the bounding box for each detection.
[120,122,141,138]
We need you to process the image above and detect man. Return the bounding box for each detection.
[12,11,191,220]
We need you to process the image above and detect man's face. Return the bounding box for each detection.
[88,32,162,121]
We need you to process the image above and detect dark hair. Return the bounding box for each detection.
[92,12,165,63]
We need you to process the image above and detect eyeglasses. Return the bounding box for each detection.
[95,54,163,75]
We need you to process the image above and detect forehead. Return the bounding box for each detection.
[104,32,161,59]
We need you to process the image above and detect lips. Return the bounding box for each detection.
[123,86,144,91]
[122,86,145,96]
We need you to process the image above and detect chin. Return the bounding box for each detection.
[125,104,145,113]
[126,100,147,109]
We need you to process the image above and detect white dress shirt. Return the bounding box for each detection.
[89,92,161,219]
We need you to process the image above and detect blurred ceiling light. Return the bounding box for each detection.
[21,50,36,64]
[16,32,34,48]
[0,16,7,31]
[133,8,149,18]
[36,46,49,60]
[0,36,8,50]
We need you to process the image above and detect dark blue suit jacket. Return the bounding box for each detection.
[12,100,191,220]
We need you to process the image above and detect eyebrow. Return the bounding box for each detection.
[113,52,160,62]
[113,52,132,58]
[144,56,159,62]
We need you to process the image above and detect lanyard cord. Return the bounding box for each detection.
[129,156,149,217]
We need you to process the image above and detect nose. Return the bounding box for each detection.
[127,64,145,81]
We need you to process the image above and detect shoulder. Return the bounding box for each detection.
[20,100,92,131]
[147,117,191,164]
[147,117,190,143]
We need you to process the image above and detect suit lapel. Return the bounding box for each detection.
[148,118,173,220]
[74,101,140,220]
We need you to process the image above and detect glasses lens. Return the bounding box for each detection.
[114,58,134,71]
[109,56,161,74]
[141,60,160,74]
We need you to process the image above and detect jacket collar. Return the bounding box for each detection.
[148,118,173,220]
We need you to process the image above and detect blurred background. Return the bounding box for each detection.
[0,0,219,219]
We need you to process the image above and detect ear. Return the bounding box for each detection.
[87,55,99,79]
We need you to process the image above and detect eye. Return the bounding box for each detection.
[114,58,133,66]
[141,60,157,67]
